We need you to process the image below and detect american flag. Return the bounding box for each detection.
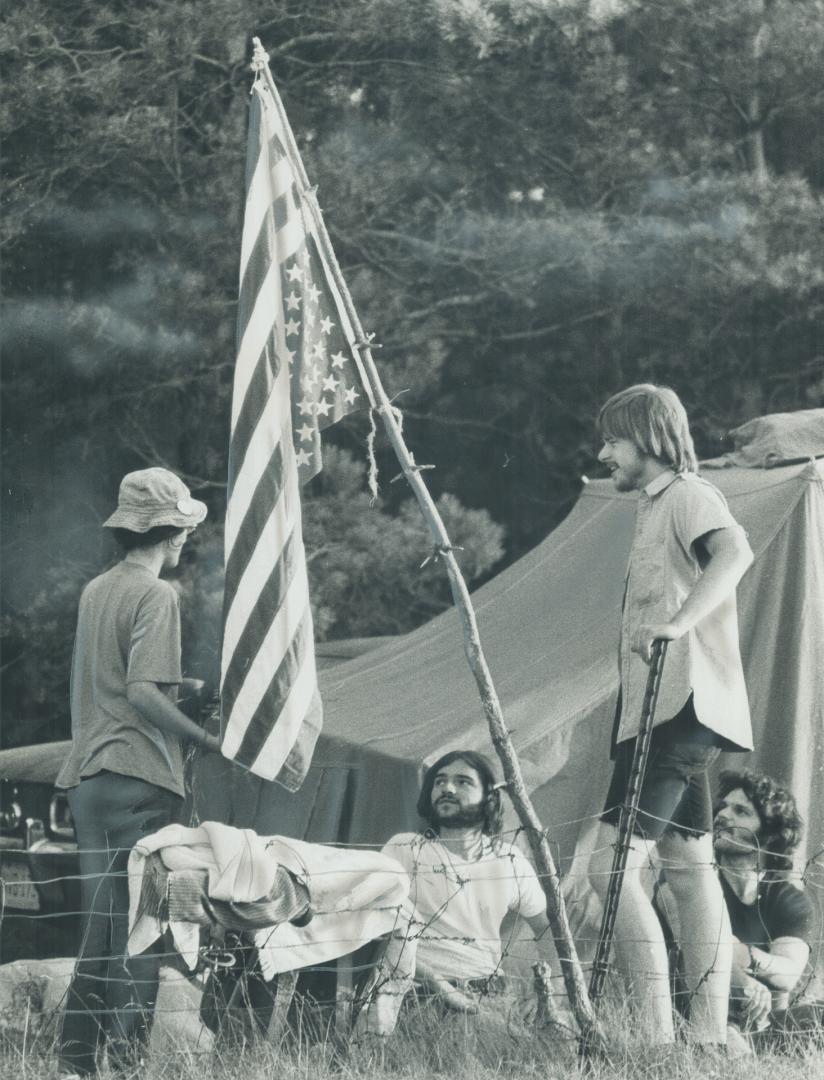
[220,79,370,788]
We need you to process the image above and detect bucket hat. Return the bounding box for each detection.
[102,468,208,532]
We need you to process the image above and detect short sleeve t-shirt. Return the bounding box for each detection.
[720,874,815,948]
[618,470,752,750]
[381,832,547,980]
[56,562,185,796]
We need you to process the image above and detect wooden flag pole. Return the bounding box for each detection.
[251,39,605,1053]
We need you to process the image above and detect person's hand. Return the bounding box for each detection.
[631,622,683,663]
[515,994,538,1026]
[202,733,222,753]
[434,980,479,1013]
[735,973,772,1031]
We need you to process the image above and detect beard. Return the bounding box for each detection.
[713,826,760,857]
[431,797,485,829]
[610,461,645,492]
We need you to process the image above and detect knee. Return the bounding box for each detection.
[588,846,613,901]
[665,861,721,906]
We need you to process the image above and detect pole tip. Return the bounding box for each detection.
[251,36,270,71]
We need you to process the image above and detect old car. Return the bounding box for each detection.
[1,740,80,961]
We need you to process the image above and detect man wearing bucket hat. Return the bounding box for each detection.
[56,468,220,1076]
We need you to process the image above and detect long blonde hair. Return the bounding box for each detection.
[597,384,697,473]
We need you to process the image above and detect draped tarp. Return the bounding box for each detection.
[196,455,824,899]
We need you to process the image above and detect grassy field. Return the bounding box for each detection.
[2,999,823,1080]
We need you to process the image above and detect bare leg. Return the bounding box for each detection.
[658,831,731,1044]
[589,822,673,1043]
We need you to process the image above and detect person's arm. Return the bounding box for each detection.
[732,936,810,994]
[634,526,753,661]
[525,911,555,962]
[413,953,479,1012]
[127,680,221,752]
[730,966,773,1030]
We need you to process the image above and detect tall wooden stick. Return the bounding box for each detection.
[252,39,604,1051]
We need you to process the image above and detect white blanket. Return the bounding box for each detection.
[127,822,410,978]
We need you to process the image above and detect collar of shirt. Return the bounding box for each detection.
[641,468,678,500]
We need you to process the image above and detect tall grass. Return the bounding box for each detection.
[2,995,823,1080]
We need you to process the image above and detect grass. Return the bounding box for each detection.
[2,994,823,1080]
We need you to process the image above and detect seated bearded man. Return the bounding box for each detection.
[359,750,556,1044]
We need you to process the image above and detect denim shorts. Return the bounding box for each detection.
[601,697,722,840]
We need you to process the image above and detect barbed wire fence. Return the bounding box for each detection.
[2,813,823,1059]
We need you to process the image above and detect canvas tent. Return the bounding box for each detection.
[2,413,821,987]
[196,429,824,923]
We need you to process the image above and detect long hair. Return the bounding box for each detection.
[417,750,505,843]
[716,769,804,873]
[597,384,697,473]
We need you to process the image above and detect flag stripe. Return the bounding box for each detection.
[230,263,283,431]
[225,440,287,608]
[227,347,277,499]
[237,184,297,348]
[226,398,288,555]
[221,543,311,758]
[233,608,315,768]
[272,190,291,232]
[239,153,291,282]
[222,524,300,712]
[250,652,319,777]
[222,457,296,671]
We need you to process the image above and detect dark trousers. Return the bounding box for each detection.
[59,772,181,1074]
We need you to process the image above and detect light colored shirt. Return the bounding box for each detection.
[56,562,185,795]
[617,470,752,750]
[381,831,546,980]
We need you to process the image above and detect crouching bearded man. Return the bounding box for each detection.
[357,751,556,1046]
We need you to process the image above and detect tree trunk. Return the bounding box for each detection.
[748,1,771,182]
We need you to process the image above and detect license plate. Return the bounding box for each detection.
[1,856,41,912]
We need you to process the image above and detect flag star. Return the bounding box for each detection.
[311,341,326,361]
[344,385,360,405]
[301,372,316,392]
[319,316,335,335]
[286,263,303,282]
[296,447,312,467]
[285,291,301,311]
[315,398,333,417]
[298,397,314,415]
[303,308,315,329]
[331,352,348,369]
[322,374,339,393]
[297,422,315,442]
[285,348,296,365]
[285,318,301,337]
[305,282,322,305]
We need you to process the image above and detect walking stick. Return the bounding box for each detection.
[587,640,669,1010]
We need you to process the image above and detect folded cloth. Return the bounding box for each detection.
[131,821,279,903]
[252,841,411,979]
[127,822,410,976]
[130,853,312,969]
[702,409,824,469]
[128,822,282,964]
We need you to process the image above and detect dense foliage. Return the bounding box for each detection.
[2,0,823,743]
